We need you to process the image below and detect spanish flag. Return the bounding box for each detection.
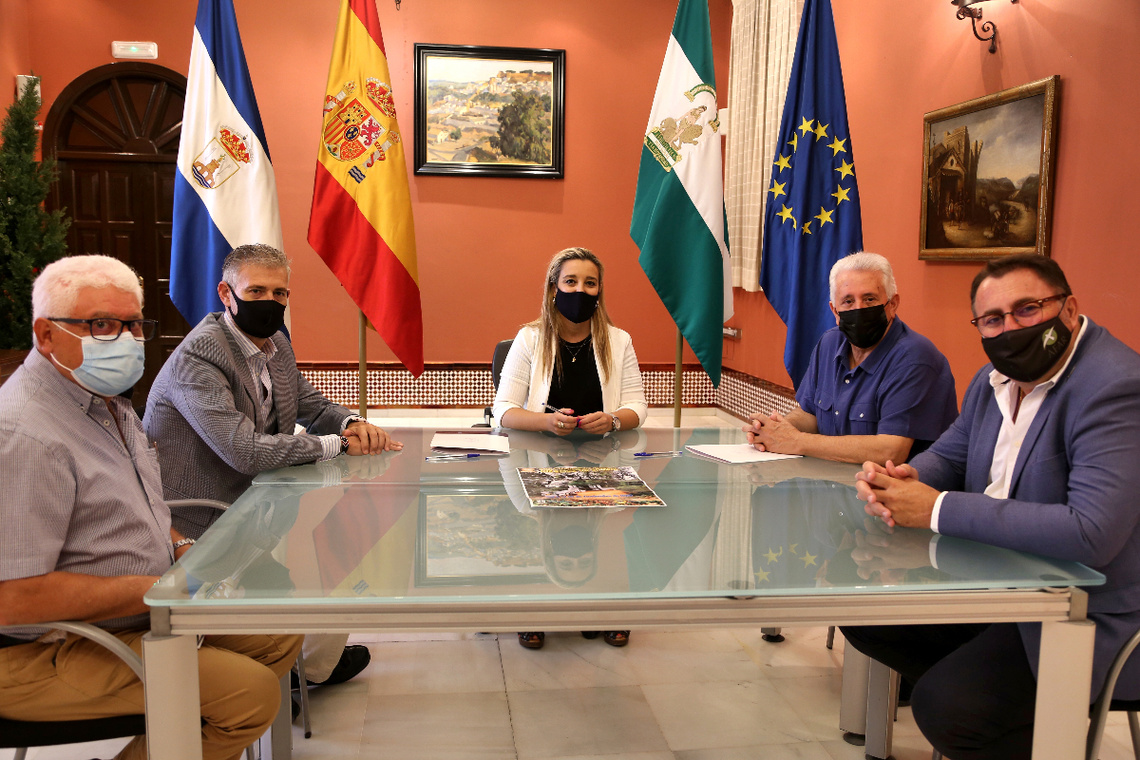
[308,0,423,376]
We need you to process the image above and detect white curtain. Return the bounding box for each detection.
[725,0,802,292]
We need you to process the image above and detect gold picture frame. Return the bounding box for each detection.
[920,76,1059,261]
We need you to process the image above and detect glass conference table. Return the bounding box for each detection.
[143,427,1102,760]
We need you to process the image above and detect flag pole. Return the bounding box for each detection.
[674,328,683,428]
[358,309,367,418]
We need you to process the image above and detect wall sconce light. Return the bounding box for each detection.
[951,0,1018,54]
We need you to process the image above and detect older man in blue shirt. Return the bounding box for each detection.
[746,251,957,465]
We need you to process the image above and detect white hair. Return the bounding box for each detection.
[32,255,143,323]
[829,251,897,303]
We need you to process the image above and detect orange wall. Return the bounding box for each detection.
[0,0,31,114]
[17,0,1140,394]
[19,0,732,367]
[728,0,1140,395]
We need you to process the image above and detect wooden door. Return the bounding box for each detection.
[44,62,188,406]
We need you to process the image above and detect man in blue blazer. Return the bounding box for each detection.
[843,254,1140,759]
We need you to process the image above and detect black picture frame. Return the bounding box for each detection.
[920,76,1060,261]
[413,43,565,178]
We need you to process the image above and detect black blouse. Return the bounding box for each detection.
[546,335,604,416]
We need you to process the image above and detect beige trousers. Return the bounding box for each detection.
[0,629,303,760]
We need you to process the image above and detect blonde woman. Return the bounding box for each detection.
[492,246,648,649]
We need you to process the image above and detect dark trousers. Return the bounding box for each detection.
[841,623,1039,760]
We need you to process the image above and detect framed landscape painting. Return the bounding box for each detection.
[413,44,565,178]
[920,76,1059,261]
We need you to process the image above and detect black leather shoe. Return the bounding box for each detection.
[319,644,372,686]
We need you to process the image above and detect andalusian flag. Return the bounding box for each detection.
[631,0,731,387]
[309,0,423,377]
[760,0,862,387]
[171,0,283,326]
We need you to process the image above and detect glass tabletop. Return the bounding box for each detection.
[251,426,863,487]
[149,429,1103,608]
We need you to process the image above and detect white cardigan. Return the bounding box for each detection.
[492,324,648,428]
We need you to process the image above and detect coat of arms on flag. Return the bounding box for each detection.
[321,78,401,182]
[190,126,252,190]
[644,84,721,172]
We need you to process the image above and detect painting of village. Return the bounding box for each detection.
[419,492,546,586]
[921,78,1057,260]
[517,467,666,509]
[414,46,563,176]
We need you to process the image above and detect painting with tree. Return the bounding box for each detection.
[413,44,565,178]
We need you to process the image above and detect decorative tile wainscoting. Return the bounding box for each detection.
[296,362,796,421]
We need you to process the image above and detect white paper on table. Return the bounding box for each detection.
[429,433,511,454]
[685,444,802,464]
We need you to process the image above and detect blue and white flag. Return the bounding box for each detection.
[759,0,862,387]
[171,0,283,326]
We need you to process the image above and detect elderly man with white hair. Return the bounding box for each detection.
[745,251,958,465]
[0,254,302,760]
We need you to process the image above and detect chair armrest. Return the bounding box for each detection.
[166,499,230,514]
[0,621,144,680]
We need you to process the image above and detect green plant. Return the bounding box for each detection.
[0,75,70,350]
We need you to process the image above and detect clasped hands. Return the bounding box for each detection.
[855,460,939,529]
[344,420,403,455]
[546,407,614,436]
[743,411,801,454]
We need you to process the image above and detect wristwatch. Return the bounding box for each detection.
[172,538,195,551]
[340,435,350,454]
[610,413,621,432]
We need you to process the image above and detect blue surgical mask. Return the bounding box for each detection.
[50,325,145,397]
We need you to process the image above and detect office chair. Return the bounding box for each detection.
[477,339,514,427]
[1088,627,1140,759]
[0,621,146,760]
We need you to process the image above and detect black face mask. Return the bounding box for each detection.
[981,315,1072,383]
[554,289,599,324]
[227,287,286,339]
[837,304,890,349]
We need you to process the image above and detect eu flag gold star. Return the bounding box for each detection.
[798,117,815,136]
[832,185,852,205]
[815,207,834,226]
[801,221,812,235]
[800,551,818,567]
[755,568,771,583]
[774,153,791,173]
[764,547,783,564]
[768,180,787,199]
[828,137,847,156]
[835,159,855,179]
[813,122,829,141]
[776,205,797,229]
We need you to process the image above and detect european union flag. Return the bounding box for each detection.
[759,0,862,387]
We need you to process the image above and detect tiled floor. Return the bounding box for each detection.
[6,410,1137,759]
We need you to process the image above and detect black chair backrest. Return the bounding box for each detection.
[491,340,513,391]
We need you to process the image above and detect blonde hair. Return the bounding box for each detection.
[528,247,614,384]
[32,255,143,326]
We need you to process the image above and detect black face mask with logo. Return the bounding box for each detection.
[227,286,286,339]
[981,315,1072,382]
[837,304,890,349]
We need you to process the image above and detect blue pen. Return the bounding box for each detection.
[425,453,483,461]
[634,451,684,458]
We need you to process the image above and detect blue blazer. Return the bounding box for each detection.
[913,318,1140,699]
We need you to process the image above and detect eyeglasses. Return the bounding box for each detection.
[50,317,158,342]
[969,294,1068,337]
